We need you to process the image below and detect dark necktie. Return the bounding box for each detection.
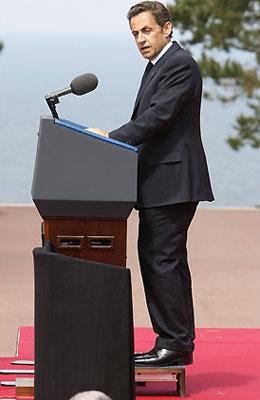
[131,61,154,119]
[140,61,154,86]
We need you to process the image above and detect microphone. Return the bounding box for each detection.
[70,73,98,96]
[45,73,98,119]
[46,73,98,100]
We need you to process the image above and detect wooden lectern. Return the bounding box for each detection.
[32,117,138,266]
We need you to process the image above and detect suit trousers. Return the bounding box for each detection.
[138,202,198,352]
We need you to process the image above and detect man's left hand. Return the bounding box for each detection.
[88,127,109,137]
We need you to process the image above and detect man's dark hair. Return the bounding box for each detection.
[127,1,173,38]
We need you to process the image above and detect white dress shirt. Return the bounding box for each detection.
[151,41,173,65]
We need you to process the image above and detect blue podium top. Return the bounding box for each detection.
[55,119,138,153]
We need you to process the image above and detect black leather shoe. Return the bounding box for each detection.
[134,350,149,358]
[134,347,193,367]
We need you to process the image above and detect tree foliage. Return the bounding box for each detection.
[168,0,260,150]
[0,40,3,52]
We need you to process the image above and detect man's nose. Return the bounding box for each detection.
[136,33,146,44]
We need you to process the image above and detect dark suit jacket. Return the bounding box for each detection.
[109,41,214,208]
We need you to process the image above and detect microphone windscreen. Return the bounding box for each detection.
[70,73,98,96]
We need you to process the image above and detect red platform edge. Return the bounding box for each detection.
[1,327,260,399]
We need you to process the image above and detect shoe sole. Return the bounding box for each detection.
[135,356,193,367]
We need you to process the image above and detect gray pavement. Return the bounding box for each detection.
[0,205,259,356]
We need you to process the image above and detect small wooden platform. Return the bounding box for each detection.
[16,377,34,398]
[135,366,186,397]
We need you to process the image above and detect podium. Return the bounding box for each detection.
[32,116,138,266]
[32,117,137,400]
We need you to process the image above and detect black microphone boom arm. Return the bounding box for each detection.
[45,94,60,119]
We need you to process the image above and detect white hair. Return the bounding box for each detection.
[69,391,112,400]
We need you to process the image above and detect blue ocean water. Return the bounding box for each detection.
[0,33,259,207]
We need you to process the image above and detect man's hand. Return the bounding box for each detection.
[88,127,109,137]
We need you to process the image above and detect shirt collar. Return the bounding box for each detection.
[151,41,173,65]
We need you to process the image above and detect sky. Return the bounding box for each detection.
[0,0,168,35]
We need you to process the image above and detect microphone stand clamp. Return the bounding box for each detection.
[45,94,60,120]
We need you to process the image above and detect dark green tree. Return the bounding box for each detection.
[168,0,260,150]
[0,40,3,52]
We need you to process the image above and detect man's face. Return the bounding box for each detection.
[130,11,172,61]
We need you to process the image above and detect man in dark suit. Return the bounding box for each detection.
[90,1,214,366]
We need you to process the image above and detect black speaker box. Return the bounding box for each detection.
[33,243,135,400]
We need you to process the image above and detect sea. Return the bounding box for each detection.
[0,33,259,207]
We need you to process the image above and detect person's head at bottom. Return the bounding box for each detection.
[69,391,112,400]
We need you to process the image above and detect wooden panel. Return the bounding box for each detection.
[43,218,127,267]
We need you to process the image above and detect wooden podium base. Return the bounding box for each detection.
[42,218,127,267]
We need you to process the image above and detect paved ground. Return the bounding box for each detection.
[0,205,259,356]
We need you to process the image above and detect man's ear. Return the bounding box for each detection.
[163,21,172,38]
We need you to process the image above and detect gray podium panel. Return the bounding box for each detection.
[33,244,135,400]
[32,116,138,218]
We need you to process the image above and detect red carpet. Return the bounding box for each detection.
[1,327,260,399]
[135,328,260,399]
